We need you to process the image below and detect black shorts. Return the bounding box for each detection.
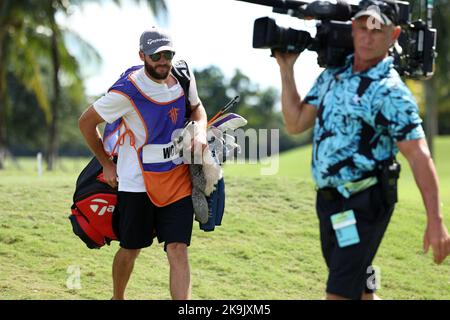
[112,192,194,251]
[316,183,395,300]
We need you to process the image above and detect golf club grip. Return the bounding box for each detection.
[223,96,240,113]
[207,96,240,127]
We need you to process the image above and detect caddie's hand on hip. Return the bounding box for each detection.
[103,160,118,189]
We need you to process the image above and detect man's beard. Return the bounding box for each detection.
[144,60,171,80]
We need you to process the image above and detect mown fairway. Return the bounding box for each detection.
[0,137,449,299]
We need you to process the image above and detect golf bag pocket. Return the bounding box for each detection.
[69,157,118,249]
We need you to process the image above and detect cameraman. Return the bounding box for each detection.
[275,0,450,300]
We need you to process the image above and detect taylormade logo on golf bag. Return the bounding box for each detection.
[89,198,115,216]
[69,157,118,249]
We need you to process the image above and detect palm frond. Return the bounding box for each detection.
[60,26,102,73]
[7,23,52,122]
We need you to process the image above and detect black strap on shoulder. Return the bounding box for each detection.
[357,76,374,97]
[172,60,192,118]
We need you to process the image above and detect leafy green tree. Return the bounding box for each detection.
[406,0,450,153]
[194,65,311,159]
[0,0,167,169]
[0,0,53,168]
[195,65,229,118]
[44,0,167,170]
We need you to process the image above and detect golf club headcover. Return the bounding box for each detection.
[202,147,223,196]
[209,113,248,132]
[189,164,209,224]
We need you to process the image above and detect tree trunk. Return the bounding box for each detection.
[0,94,6,170]
[424,79,438,157]
[47,18,60,171]
[0,32,7,170]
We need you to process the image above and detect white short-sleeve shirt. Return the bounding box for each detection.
[93,65,201,192]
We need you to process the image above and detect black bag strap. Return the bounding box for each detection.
[172,60,192,119]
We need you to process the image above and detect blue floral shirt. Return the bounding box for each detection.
[304,54,425,188]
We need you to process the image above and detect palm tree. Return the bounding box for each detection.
[45,0,168,170]
[403,0,450,155]
[0,0,53,169]
[0,0,167,170]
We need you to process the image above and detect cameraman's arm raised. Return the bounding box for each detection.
[275,52,317,134]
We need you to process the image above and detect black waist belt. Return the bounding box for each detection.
[317,187,342,201]
[317,174,379,201]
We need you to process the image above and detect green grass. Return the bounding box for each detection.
[0,138,449,300]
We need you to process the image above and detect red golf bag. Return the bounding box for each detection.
[69,156,118,249]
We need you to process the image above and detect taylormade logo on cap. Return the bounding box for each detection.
[147,38,170,46]
[140,28,175,55]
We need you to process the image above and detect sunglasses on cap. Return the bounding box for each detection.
[149,51,175,62]
[358,0,399,25]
